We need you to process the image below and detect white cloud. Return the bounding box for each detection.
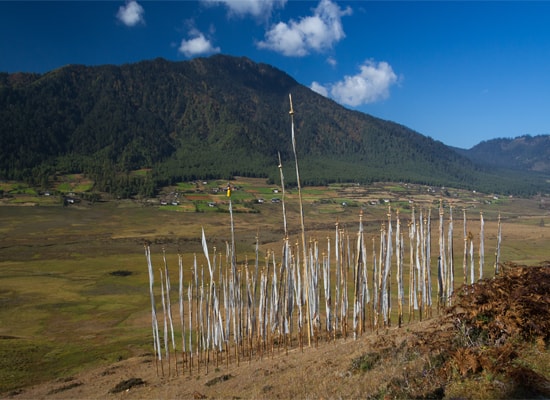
[256,0,351,57]
[326,56,337,67]
[310,81,329,97]
[329,60,398,106]
[117,0,145,27]
[178,29,221,58]
[201,0,286,18]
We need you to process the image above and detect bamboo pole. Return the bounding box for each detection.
[479,211,485,280]
[414,211,421,321]
[277,152,288,238]
[446,205,454,306]
[419,208,426,318]
[178,255,187,374]
[159,268,169,377]
[162,249,178,376]
[353,211,363,339]
[408,210,415,323]
[288,94,311,347]
[145,245,162,376]
[495,213,502,275]
[437,201,445,309]
[469,231,475,285]
[425,208,432,317]
[334,222,340,336]
[383,206,392,327]
[187,282,193,376]
[463,208,468,285]
[396,210,403,328]
[372,235,379,329]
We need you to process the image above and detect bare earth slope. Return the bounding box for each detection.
[7,263,550,400]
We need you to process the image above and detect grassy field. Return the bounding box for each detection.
[0,178,548,394]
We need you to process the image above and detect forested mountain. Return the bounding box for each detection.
[1,55,547,197]
[454,135,550,173]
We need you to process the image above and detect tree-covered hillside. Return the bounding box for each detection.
[454,135,550,173]
[1,55,547,197]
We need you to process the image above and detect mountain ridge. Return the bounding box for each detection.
[1,54,548,196]
[454,134,550,173]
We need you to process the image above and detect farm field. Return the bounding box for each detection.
[0,177,549,398]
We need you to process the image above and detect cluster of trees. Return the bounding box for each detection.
[1,56,548,198]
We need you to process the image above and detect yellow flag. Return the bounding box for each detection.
[226,187,231,197]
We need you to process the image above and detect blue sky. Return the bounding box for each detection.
[1,1,549,149]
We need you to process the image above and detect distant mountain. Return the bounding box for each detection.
[454,135,550,173]
[1,55,547,197]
